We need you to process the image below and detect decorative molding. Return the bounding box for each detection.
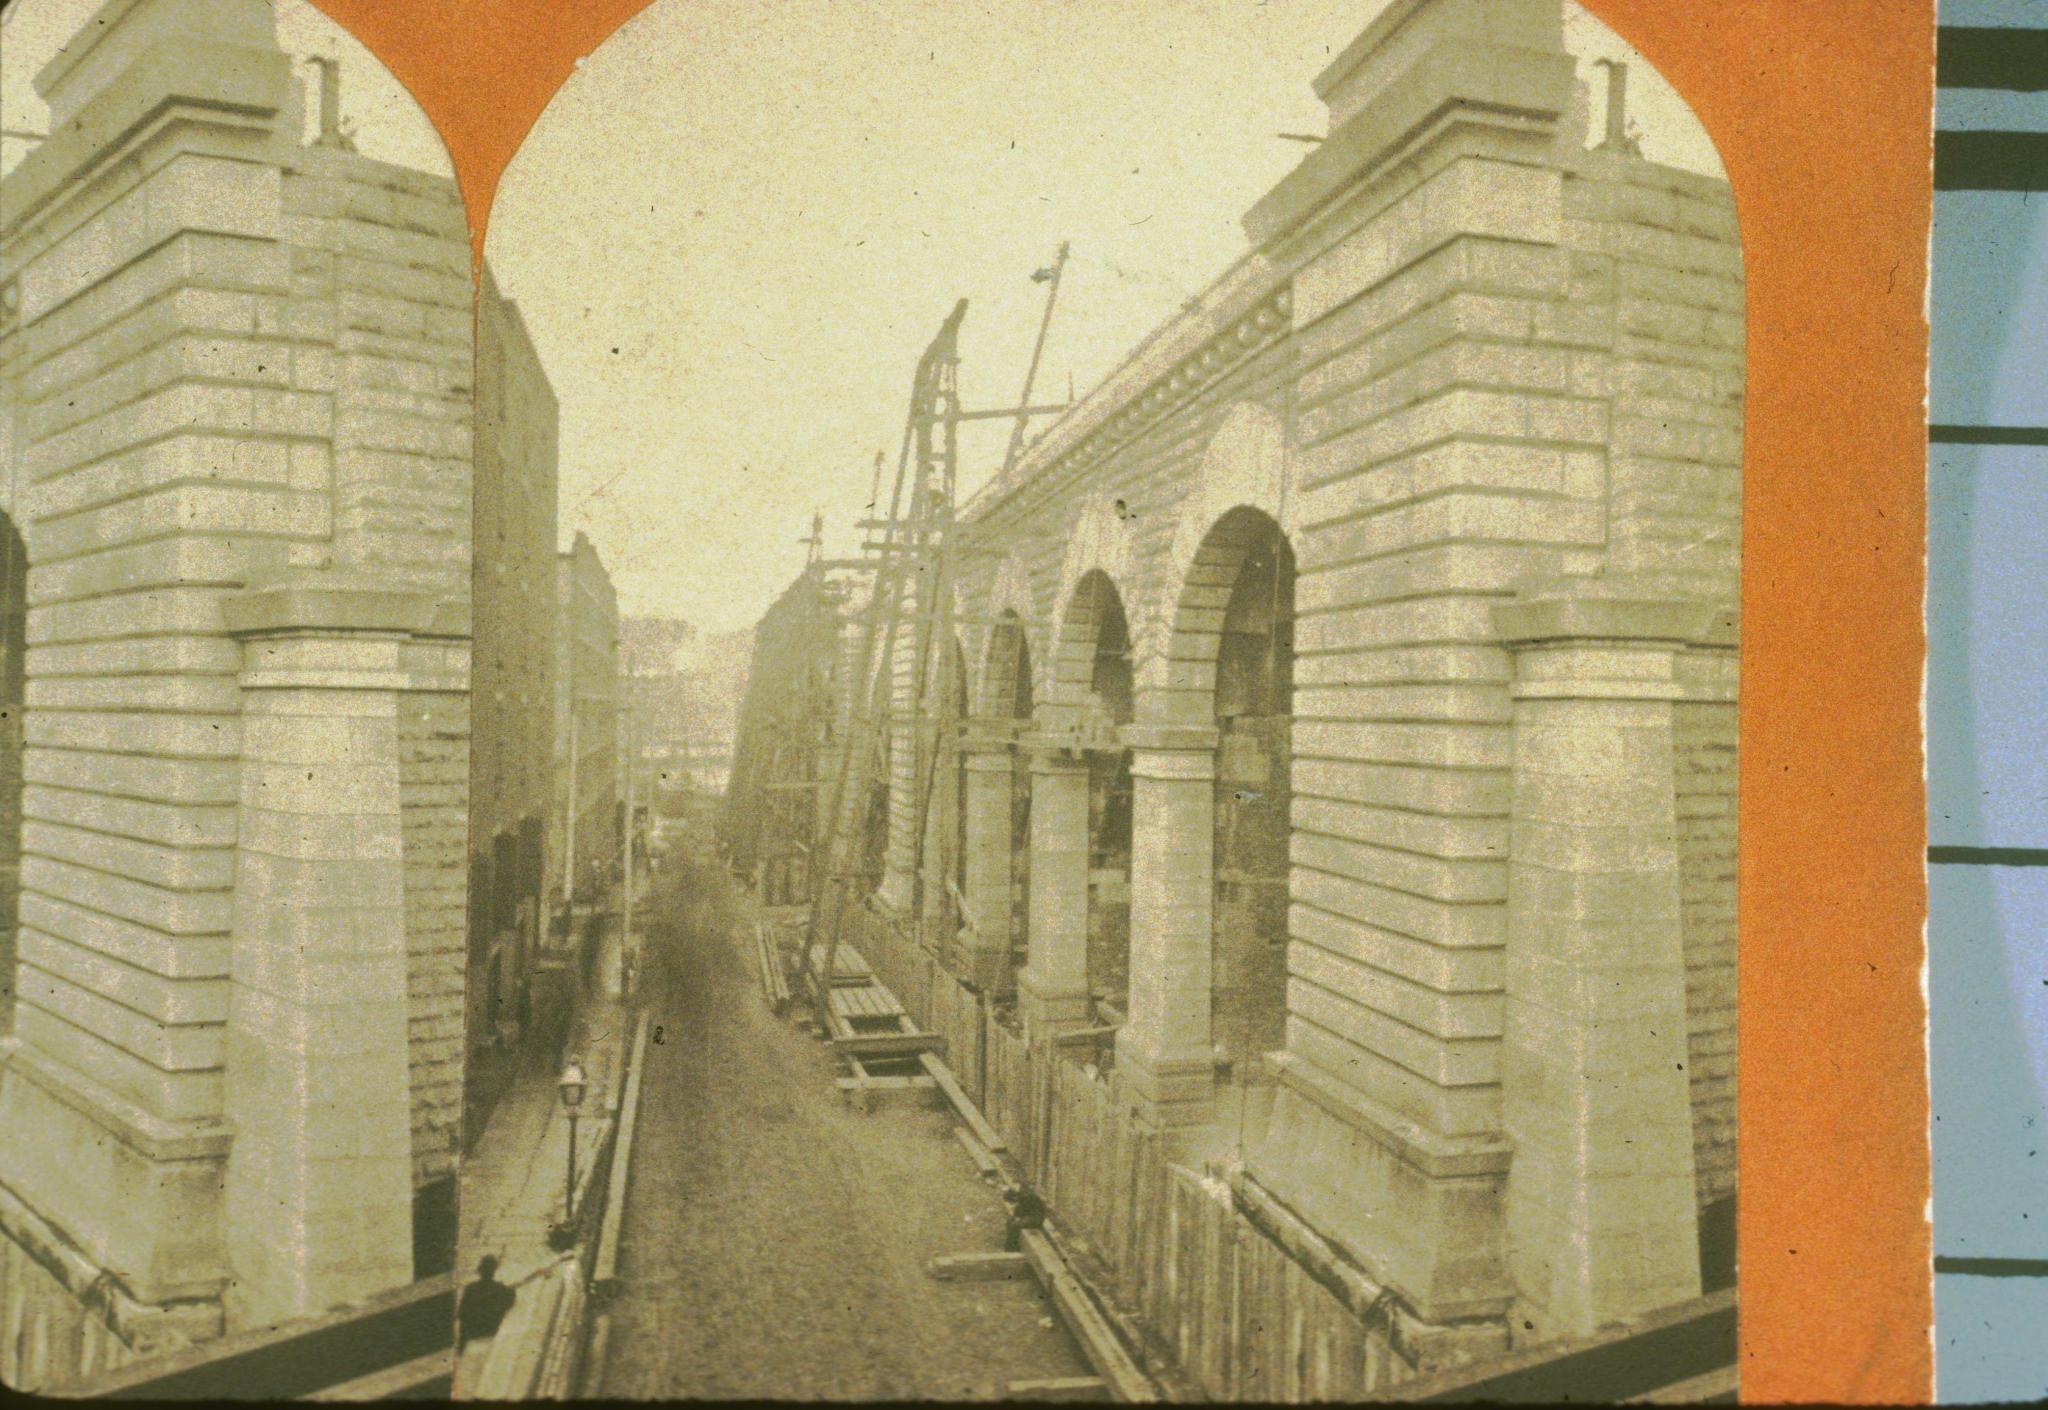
[969,283,1292,525]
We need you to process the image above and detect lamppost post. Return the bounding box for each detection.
[559,1057,588,1226]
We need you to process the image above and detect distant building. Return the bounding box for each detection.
[621,615,693,819]
[555,534,621,909]
[675,627,751,797]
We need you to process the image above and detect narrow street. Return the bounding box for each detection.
[594,847,1091,1400]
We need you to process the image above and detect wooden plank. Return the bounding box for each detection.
[83,1273,456,1401]
[953,1125,1004,1180]
[1021,1230,1159,1404]
[832,1031,946,1060]
[928,1251,1034,1282]
[998,1375,1113,1401]
[920,1052,1009,1155]
[302,1349,454,1402]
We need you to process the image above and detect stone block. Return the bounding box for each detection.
[1244,1060,1511,1322]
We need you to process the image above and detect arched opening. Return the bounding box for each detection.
[1065,571,1135,1025]
[1208,511,1295,1066]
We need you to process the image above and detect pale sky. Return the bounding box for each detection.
[3,0,1723,637]
[1,0,453,179]
[492,0,1721,634]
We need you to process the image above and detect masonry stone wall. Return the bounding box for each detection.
[470,271,558,1068]
[276,143,477,1200]
[815,0,1742,1374]
[0,523,24,1037]
[0,0,481,1381]
[401,688,469,1189]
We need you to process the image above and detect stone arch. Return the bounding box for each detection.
[974,551,1038,719]
[1040,569,1135,1024]
[978,612,1036,722]
[1048,568,1136,728]
[1145,401,1295,714]
[1048,496,1137,713]
[1203,510,1295,1066]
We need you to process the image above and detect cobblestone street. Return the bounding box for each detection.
[594,856,1089,1400]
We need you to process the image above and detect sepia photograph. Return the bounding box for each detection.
[0,0,1741,1399]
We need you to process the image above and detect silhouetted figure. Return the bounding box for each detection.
[457,1255,517,1349]
[1002,1186,1046,1253]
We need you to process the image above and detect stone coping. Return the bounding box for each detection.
[1,1038,232,1165]
[1245,40,1574,248]
[223,580,462,639]
[1270,1052,1512,1181]
[2,36,291,250]
[1493,576,1720,648]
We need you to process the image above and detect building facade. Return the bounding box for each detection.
[469,272,558,1062]
[553,532,620,910]
[741,0,1740,1392]
[0,0,488,1389]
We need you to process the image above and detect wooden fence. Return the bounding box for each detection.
[849,905,1417,1401]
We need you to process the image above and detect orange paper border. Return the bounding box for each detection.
[305,1,1936,1400]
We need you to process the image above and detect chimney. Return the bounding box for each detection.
[309,55,342,147]
[1596,58,1636,154]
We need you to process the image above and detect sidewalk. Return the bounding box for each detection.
[458,907,637,1290]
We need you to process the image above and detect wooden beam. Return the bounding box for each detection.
[953,1124,1005,1180]
[832,1031,947,1060]
[928,1251,1033,1282]
[1020,1231,1159,1403]
[1364,1288,1736,1404]
[920,1052,1008,1154]
[998,1376,1112,1402]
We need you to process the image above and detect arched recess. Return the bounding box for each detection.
[1204,509,1296,1065]
[974,549,1037,712]
[1135,500,1297,1084]
[1047,569,1136,1024]
[1049,496,1137,719]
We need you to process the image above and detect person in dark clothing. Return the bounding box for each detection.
[1002,1186,1047,1253]
[457,1254,517,1349]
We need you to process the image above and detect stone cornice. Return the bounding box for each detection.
[1499,586,1720,647]
[1246,42,1573,253]
[0,1179,220,1355]
[964,278,1292,532]
[0,37,292,255]
[223,579,445,639]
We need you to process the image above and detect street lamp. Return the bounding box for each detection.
[558,1057,588,1226]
